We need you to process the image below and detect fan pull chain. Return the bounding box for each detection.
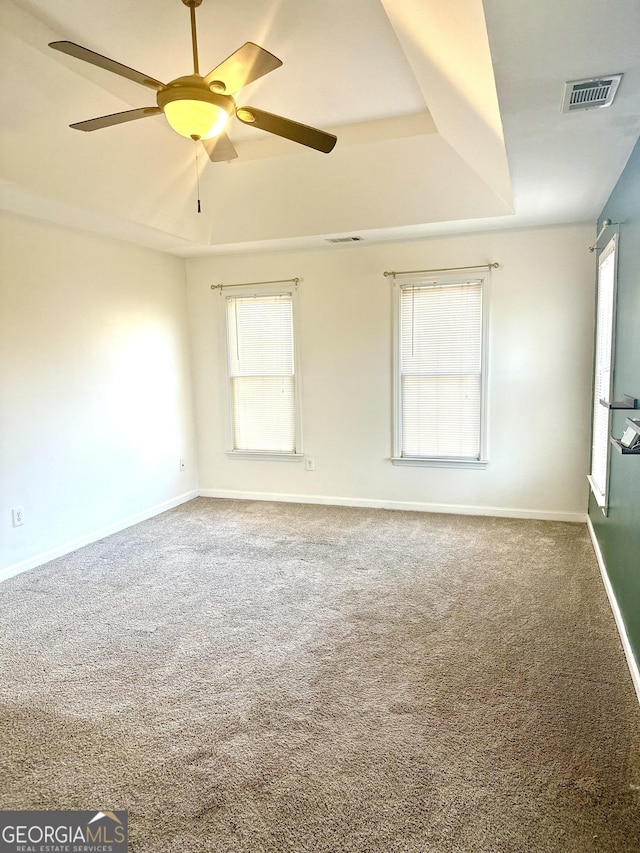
[194,140,202,213]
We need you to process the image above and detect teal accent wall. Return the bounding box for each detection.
[589,136,640,661]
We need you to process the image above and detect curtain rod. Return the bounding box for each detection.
[589,220,620,253]
[211,277,300,291]
[384,263,499,278]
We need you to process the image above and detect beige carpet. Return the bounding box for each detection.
[1,498,639,852]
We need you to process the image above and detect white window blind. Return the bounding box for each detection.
[589,235,617,508]
[226,293,297,453]
[395,277,486,462]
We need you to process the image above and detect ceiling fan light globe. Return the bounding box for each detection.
[164,99,228,139]
[157,84,234,140]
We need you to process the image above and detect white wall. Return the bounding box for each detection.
[0,218,596,581]
[187,224,595,521]
[0,213,198,577]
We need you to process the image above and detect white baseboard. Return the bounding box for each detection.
[198,488,587,523]
[0,490,199,584]
[587,515,640,704]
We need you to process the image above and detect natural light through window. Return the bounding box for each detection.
[225,288,300,457]
[392,272,488,467]
[588,235,617,510]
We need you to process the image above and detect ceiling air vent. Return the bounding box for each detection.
[325,236,363,243]
[562,74,622,113]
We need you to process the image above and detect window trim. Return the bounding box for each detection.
[588,234,618,514]
[391,270,490,468]
[220,282,303,461]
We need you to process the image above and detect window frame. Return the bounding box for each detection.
[391,270,490,469]
[221,282,303,462]
[587,234,618,513]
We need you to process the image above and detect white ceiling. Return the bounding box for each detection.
[1,0,639,256]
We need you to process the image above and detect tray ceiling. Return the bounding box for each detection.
[1,0,639,255]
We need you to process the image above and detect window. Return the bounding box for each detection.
[588,235,617,510]
[392,271,489,467]
[224,285,301,458]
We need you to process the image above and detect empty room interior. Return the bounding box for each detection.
[1,0,640,850]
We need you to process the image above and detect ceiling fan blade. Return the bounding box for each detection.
[49,41,165,91]
[204,42,282,94]
[201,133,238,162]
[236,107,337,153]
[70,107,162,132]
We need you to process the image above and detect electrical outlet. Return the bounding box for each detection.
[180,458,186,471]
[12,506,24,527]
[305,457,315,471]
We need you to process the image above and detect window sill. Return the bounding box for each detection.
[226,451,304,462]
[587,474,608,514]
[391,456,488,470]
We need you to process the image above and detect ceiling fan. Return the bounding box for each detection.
[49,0,337,162]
